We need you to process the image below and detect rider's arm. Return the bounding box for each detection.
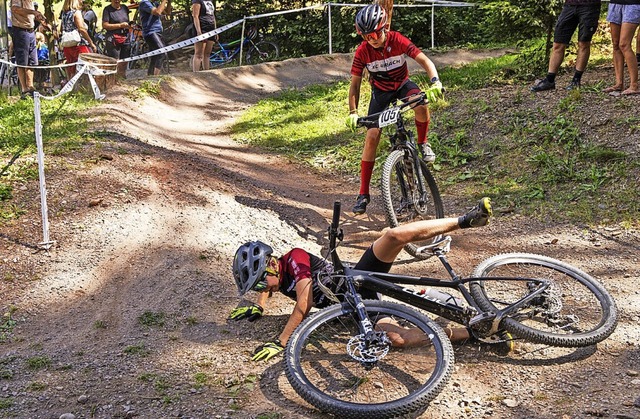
[150,0,169,17]
[256,289,269,309]
[278,277,314,346]
[191,2,202,35]
[348,75,363,114]
[414,52,439,82]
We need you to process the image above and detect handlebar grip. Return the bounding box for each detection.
[332,201,341,229]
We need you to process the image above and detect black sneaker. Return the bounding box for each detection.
[566,80,581,91]
[352,194,370,215]
[530,79,555,92]
[418,143,436,163]
[459,197,492,228]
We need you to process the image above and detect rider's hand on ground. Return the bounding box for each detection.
[229,304,263,322]
[252,339,284,361]
[425,80,444,103]
[346,113,359,132]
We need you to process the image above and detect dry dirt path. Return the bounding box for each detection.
[1,51,639,419]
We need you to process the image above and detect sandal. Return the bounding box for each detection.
[603,85,623,93]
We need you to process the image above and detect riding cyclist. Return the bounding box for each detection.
[346,4,445,215]
[229,198,493,362]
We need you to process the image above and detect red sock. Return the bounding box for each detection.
[359,161,375,195]
[415,119,428,144]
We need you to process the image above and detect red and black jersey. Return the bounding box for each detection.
[351,31,422,92]
[277,248,335,308]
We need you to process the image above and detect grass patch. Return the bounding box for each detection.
[0,398,13,409]
[124,343,150,357]
[0,306,18,342]
[25,356,51,370]
[138,311,166,327]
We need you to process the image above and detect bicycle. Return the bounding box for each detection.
[209,26,279,68]
[0,49,20,96]
[357,92,444,259]
[284,201,618,418]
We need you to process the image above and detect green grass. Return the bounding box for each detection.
[231,51,638,226]
[25,356,51,370]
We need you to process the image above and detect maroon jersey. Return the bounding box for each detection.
[350,30,422,92]
[277,248,334,308]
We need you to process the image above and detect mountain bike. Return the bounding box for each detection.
[357,92,444,260]
[284,201,618,418]
[210,26,279,68]
[0,49,20,96]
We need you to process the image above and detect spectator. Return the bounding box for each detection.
[531,0,602,92]
[604,0,640,95]
[138,0,169,76]
[82,0,97,40]
[11,0,45,98]
[7,6,13,44]
[102,0,131,79]
[190,0,216,72]
[60,0,96,80]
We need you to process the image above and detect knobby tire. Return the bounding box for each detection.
[381,149,444,259]
[469,253,617,347]
[285,300,454,419]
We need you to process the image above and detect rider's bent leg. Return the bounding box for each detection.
[371,198,493,263]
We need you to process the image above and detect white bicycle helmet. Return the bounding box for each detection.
[355,4,387,35]
[233,241,273,295]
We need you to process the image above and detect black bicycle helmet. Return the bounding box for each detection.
[355,4,387,35]
[233,241,274,295]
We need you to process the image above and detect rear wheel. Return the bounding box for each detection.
[469,253,618,347]
[381,149,444,259]
[285,300,453,418]
[246,41,279,64]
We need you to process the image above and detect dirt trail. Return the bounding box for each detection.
[1,50,639,419]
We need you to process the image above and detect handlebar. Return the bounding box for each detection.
[328,201,344,270]
[357,92,426,129]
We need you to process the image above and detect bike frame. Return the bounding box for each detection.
[210,37,260,65]
[359,92,431,208]
[327,201,551,338]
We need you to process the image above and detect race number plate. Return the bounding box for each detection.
[378,107,399,128]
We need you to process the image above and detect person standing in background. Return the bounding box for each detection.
[102,0,130,78]
[11,0,45,98]
[190,0,216,71]
[604,0,640,95]
[138,0,169,76]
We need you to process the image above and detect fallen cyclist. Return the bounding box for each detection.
[229,198,495,362]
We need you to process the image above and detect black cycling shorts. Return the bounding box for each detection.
[354,245,393,300]
[554,4,601,44]
[368,79,422,116]
[143,32,167,75]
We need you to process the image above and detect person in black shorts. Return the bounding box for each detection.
[229,198,493,362]
[531,0,602,92]
[102,0,131,79]
[190,0,216,71]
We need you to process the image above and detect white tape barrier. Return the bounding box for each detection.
[119,18,243,65]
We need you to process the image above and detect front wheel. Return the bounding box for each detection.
[285,300,453,419]
[469,253,618,347]
[381,149,444,259]
[246,41,279,65]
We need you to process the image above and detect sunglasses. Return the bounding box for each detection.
[361,28,385,42]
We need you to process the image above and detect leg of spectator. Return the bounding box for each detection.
[620,22,639,94]
[575,41,591,72]
[610,22,625,90]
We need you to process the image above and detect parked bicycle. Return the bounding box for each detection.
[284,201,618,418]
[357,92,443,259]
[210,26,279,68]
[0,49,20,96]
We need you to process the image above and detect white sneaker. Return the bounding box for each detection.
[419,143,436,163]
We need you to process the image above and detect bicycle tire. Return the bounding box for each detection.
[469,253,618,348]
[246,41,279,65]
[285,300,453,419]
[381,149,444,259]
